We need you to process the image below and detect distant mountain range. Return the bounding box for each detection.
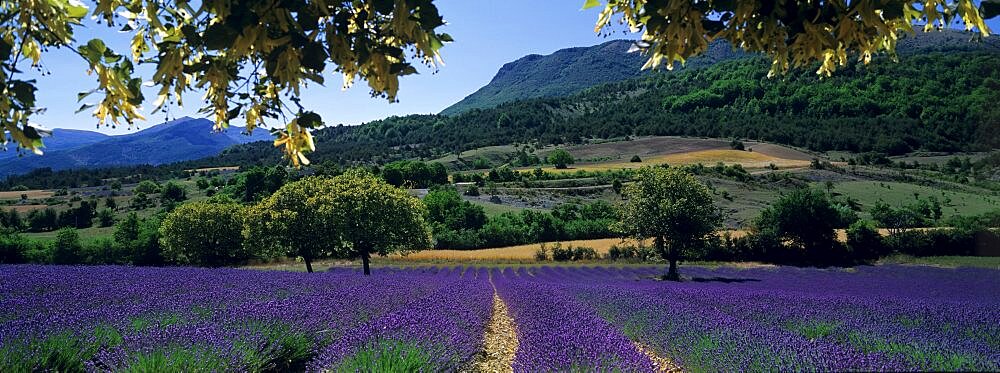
[0,117,271,176]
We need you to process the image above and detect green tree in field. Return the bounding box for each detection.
[195,178,210,190]
[104,197,117,211]
[754,188,849,264]
[133,180,160,195]
[114,212,164,266]
[615,167,721,281]
[51,227,82,265]
[248,171,430,274]
[160,201,249,267]
[96,208,115,227]
[245,176,343,273]
[159,181,187,204]
[547,149,575,169]
[327,171,432,275]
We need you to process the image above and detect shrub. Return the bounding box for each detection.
[550,243,573,261]
[572,246,597,260]
[0,228,27,264]
[535,244,548,261]
[630,155,642,162]
[464,185,480,196]
[160,201,249,267]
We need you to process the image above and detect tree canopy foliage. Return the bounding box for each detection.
[247,171,430,274]
[2,0,450,166]
[615,166,721,280]
[160,200,249,267]
[588,0,995,76]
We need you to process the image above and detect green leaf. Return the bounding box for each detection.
[582,0,602,10]
[438,33,454,42]
[64,0,89,18]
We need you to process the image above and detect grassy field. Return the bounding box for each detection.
[831,181,1000,219]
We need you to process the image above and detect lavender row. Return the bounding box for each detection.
[493,267,657,372]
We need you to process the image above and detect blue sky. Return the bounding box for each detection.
[26,1,1000,134]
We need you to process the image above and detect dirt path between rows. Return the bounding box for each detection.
[464,275,518,372]
[634,341,683,372]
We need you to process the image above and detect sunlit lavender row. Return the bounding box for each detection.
[1,264,997,371]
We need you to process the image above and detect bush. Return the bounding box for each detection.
[0,228,27,264]
[160,201,249,267]
[133,180,160,195]
[464,185,480,196]
[535,244,548,261]
[550,243,573,261]
[630,155,642,162]
[572,246,597,260]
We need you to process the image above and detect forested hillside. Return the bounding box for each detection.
[440,39,744,115]
[4,49,999,189]
[227,51,1000,162]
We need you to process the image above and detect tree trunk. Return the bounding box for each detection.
[665,238,681,281]
[362,251,371,276]
[304,257,314,273]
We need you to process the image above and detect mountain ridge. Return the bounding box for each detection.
[441,29,1000,116]
[0,117,271,175]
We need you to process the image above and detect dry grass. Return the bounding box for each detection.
[7,204,49,213]
[0,190,52,199]
[536,149,811,174]
[185,166,240,173]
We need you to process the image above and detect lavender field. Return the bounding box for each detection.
[1,264,998,372]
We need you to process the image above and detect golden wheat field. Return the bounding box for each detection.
[536,149,812,173]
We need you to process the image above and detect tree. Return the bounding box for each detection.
[133,180,160,195]
[754,188,846,264]
[159,181,187,204]
[589,0,994,77]
[51,228,82,265]
[110,180,122,192]
[245,176,343,273]
[1,0,450,167]
[96,208,115,227]
[614,167,721,280]
[114,212,164,266]
[196,178,210,190]
[249,171,431,274]
[131,192,152,210]
[547,149,575,169]
[160,201,249,267]
[327,171,432,275]
[630,155,642,163]
[105,197,117,211]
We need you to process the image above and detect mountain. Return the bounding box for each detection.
[0,129,109,160]
[440,39,745,115]
[0,117,271,176]
[440,29,999,116]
